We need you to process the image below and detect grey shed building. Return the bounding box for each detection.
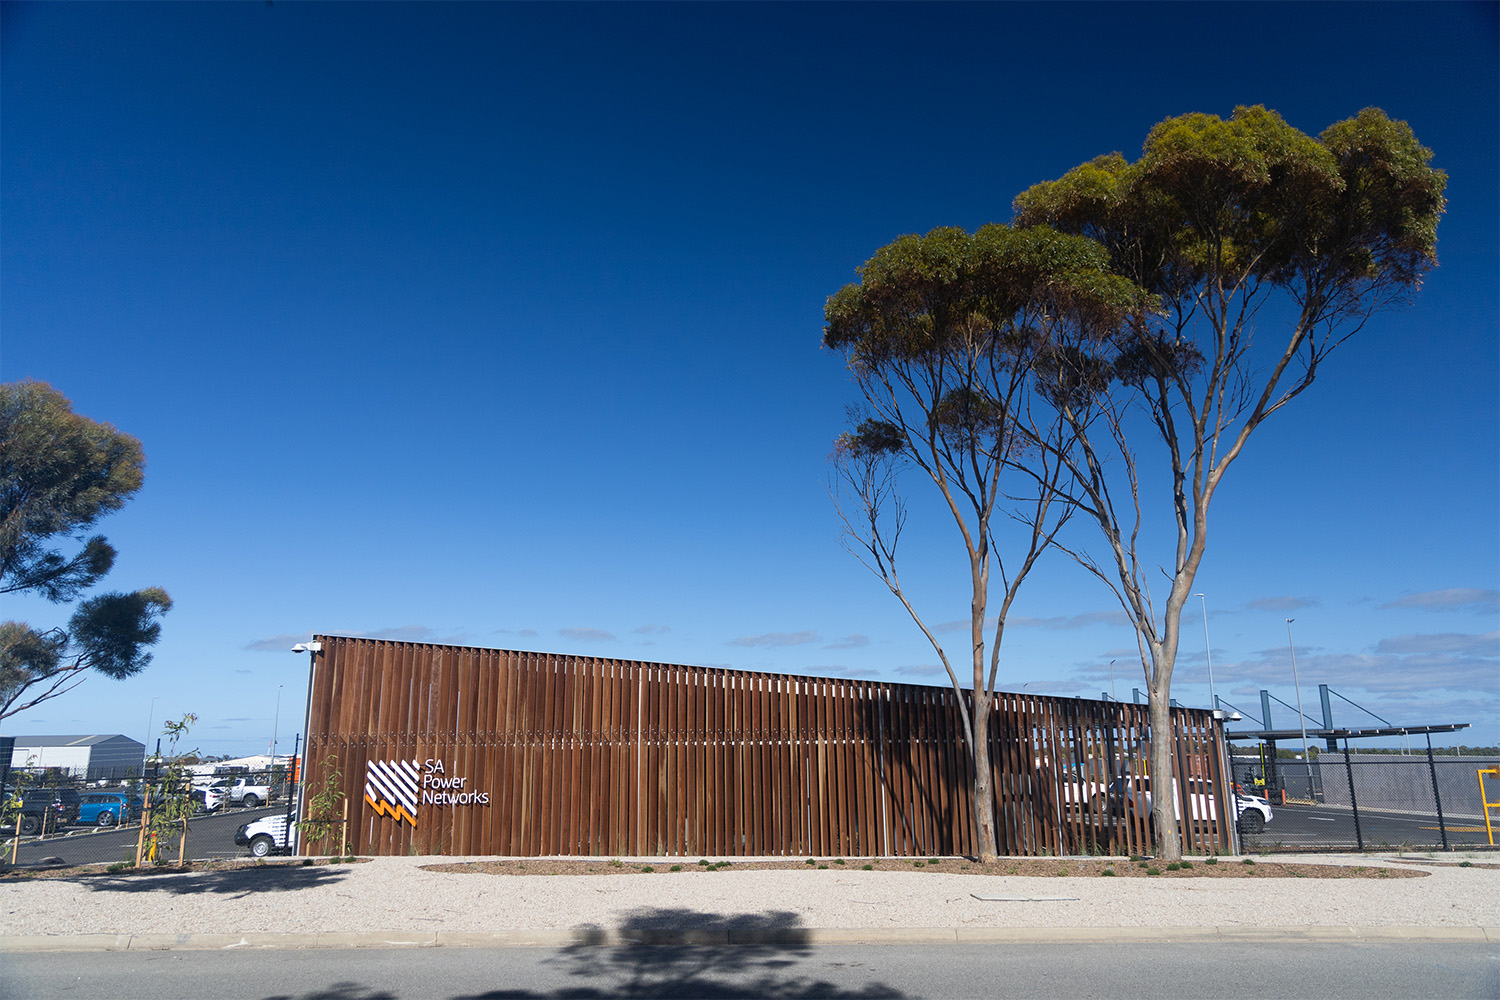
[7,735,146,781]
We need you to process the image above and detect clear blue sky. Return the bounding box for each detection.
[3,2,1496,756]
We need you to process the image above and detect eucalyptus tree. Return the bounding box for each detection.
[1013,106,1446,859]
[0,380,172,720]
[823,224,1139,861]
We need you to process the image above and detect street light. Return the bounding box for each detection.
[144,695,159,752]
[270,684,283,762]
[1194,594,1218,710]
[1286,619,1311,760]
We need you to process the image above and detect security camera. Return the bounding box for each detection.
[291,643,306,653]
[1228,711,1242,722]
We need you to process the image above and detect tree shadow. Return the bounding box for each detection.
[262,986,397,1000]
[452,907,907,999]
[74,863,350,897]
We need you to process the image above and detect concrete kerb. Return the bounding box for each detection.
[1,926,1495,951]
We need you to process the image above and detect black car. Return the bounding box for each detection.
[4,788,73,835]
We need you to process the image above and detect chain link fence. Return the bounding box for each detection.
[2,767,293,869]
[1231,753,1500,853]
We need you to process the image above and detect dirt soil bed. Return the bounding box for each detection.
[422,857,1426,879]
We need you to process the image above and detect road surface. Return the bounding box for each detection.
[3,940,1496,999]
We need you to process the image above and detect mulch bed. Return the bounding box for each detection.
[0,856,370,881]
[421,857,1428,879]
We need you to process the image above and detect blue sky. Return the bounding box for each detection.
[3,2,1496,756]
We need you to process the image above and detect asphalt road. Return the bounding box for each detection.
[1244,802,1496,852]
[3,941,1496,999]
[5,805,285,868]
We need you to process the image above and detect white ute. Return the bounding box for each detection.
[234,812,296,857]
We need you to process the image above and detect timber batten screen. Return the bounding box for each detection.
[303,635,1230,857]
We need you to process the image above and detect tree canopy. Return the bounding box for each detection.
[0,380,171,720]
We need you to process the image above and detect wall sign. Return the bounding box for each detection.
[365,758,489,827]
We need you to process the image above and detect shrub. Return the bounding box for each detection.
[640,866,654,873]
[1101,868,1115,877]
[1205,857,1218,865]
[862,864,873,871]
[1146,867,1160,876]
[1242,858,1256,865]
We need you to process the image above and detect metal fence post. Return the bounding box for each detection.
[1342,738,1363,852]
[1425,734,1449,851]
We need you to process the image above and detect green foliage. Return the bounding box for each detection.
[299,755,346,855]
[0,380,170,721]
[145,714,199,862]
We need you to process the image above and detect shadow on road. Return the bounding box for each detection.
[254,909,906,1000]
[263,987,397,1000]
[76,863,350,897]
[459,907,906,999]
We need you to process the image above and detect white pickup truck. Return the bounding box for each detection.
[234,812,296,857]
[209,776,276,809]
[1107,775,1274,833]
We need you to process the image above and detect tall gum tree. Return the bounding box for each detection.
[823,224,1139,862]
[0,380,172,720]
[1013,106,1446,860]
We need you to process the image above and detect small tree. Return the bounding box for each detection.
[1013,106,1445,859]
[144,714,198,865]
[298,754,345,857]
[824,224,1138,861]
[0,380,172,720]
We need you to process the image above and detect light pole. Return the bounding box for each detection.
[1108,660,1117,701]
[144,696,159,755]
[1286,619,1311,760]
[270,684,283,761]
[1195,594,1218,710]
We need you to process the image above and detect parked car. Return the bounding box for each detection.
[1106,775,1274,833]
[4,788,74,834]
[78,791,134,827]
[190,786,227,813]
[234,812,296,858]
[210,776,275,809]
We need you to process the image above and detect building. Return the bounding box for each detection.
[7,734,146,781]
[298,635,1232,859]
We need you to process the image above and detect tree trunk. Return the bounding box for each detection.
[1148,688,1182,862]
[972,693,997,862]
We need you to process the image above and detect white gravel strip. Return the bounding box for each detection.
[2,854,1496,938]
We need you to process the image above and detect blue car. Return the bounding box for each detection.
[78,792,134,827]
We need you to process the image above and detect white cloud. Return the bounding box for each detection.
[824,634,870,650]
[633,624,671,635]
[1381,589,1500,614]
[728,630,820,648]
[558,627,616,642]
[243,632,312,652]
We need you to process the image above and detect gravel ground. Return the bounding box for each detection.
[2,853,1497,938]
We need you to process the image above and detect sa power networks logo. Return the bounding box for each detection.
[365,759,419,826]
[366,758,490,827]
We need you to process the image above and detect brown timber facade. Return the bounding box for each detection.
[301,635,1232,857]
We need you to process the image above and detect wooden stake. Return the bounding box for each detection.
[135,785,152,868]
[340,797,349,858]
